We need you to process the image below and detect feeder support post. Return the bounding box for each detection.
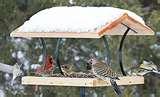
[102,36,111,65]
[55,38,64,75]
[40,38,47,65]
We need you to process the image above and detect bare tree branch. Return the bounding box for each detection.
[0,62,13,73]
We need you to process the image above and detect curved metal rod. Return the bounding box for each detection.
[119,23,138,76]
[118,28,129,76]
[40,38,46,65]
[36,38,46,97]
[102,36,111,65]
[55,38,64,75]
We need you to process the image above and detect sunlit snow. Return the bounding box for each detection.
[18,6,144,33]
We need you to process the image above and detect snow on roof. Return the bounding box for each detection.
[18,6,145,33]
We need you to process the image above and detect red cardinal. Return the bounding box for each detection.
[35,55,55,76]
[34,55,55,95]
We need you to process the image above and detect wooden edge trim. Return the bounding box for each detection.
[22,76,144,87]
[10,30,100,38]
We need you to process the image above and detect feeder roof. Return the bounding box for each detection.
[10,6,154,38]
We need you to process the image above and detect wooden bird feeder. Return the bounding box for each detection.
[10,6,154,86]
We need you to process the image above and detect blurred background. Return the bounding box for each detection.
[0,0,160,97]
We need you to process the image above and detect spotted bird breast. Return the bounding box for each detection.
[92,62,118,80]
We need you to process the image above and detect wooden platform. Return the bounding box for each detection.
[22,76,144,87]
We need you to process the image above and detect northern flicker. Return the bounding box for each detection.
[87,57,122,96]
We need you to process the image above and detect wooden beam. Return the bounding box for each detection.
[22,76,144,87]
[0,63,13,73]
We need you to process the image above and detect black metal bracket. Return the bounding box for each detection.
[35,38,46,96]
[55,38,64,75]
[102,36,111,65]
[80,87,85,97]
[40,38,46,65]
[118,23,138,76]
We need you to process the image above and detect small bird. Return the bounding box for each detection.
[138,60,160,75]
[140,61,158,71]
[87,57,122,96]
[61,64,91,78]
[11,63,23,86]
[35,55,55,76]
[128,60,159,76]
[61,64,74,76]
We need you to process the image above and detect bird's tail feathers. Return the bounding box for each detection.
[110,79,122,97]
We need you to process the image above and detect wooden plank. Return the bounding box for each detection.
[22,76,144,87]
[10,31,100,38]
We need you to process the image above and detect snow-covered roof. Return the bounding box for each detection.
[11,6,154,38]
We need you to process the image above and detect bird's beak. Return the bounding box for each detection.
[86,60,92,70]
[87,59,92,65]
[139,64,145,69]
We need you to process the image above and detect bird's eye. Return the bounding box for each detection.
[65,66,69,69]
[62,65,67,68]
